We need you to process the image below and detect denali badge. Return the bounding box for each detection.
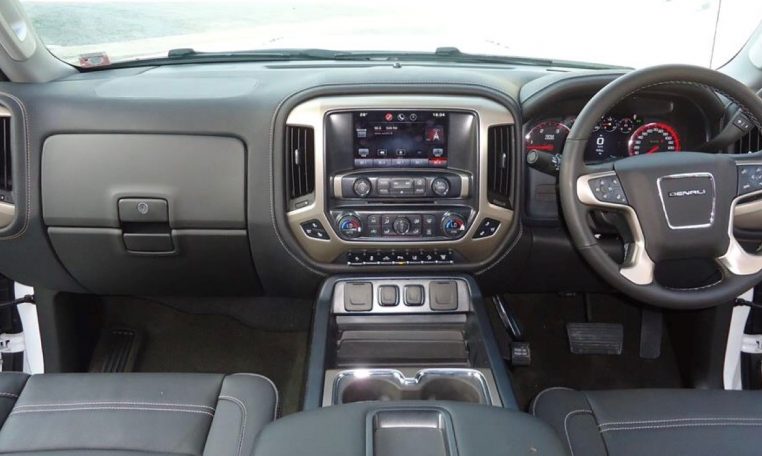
[667,189,707,198]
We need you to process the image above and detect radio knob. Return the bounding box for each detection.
[431,177,450,197]
[393,217,411,235]
[353,177,372,197]
[441,213,466,238]
[337,214,363,238]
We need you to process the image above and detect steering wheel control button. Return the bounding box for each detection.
[738,165,762,195]
[300,219,329,240]
[378,285,399,307]
[429,281,459,311]
[118,198,168,223]
[337,214,363,238]
[404,285,425,307]
[589,176,628,204]
[344,282,373,312]
[473,218,500,239]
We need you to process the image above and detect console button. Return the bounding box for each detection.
[344,282,373,312]
[353,178,372,197]
[393,217,411,235]
[301,219,329,240]
[404,285,425,307]
[429,281,458,311]
[473,218,500,239]
[431,177,450,196]
[378,285,399,306]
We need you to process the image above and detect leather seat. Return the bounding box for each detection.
[0,371,277,455]
[532,387,762,456]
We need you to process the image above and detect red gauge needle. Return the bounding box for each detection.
[647,145,660,154]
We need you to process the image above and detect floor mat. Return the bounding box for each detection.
[495,293,684,410]
[97,297,309,415]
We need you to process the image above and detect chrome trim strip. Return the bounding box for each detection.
[719,187,762,275]
[577,171,655,285]
[0,201,14,229]
[656,172,716,230]
[285,95,514,263]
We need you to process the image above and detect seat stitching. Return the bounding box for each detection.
[229,373,279,419]
[0,392,18,399]
[14,401,215,411]
[601,422,762,433]
[564,409,594,456]
[9,406,215,417]
[531,387,575,416]
[600,417,762,427]
[219,395,247,456]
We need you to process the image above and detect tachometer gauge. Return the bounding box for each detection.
[628,122,681,156]
[525,120,570,154]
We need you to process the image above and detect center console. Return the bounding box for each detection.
[284,96,517,267]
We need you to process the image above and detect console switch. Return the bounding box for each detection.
[429,281,458,311]
[378,285,399,307]
[404,285,425,307]
[344,282,373,312]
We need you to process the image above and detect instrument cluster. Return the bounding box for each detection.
[525,114,682,163]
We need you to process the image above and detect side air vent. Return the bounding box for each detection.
[0,113,11,202]
[286,125,315,205]
[736,126,762,154]
[487,124,514,209]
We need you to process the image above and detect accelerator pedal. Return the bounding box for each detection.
[566,322,623,355]
[89,328,142,373]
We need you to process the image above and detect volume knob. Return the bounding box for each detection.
[431,177,450,197]
[353,178,372,197]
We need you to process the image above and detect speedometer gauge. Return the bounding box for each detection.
[628,122,681,156]
[525,120,570,154]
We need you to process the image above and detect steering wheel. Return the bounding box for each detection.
[560,64,762,309]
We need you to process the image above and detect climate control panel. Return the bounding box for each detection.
[331,209,471,241]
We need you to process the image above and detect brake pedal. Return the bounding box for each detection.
[566,322,623,355]
[89,328,142,373]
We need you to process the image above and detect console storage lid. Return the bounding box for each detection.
[253,402,566,456]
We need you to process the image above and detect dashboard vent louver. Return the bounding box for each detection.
[487,124,514,209]
[736,126,762,154]
[286,125,315,201]
[0,115,11,195]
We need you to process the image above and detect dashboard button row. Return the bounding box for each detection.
[346,250,454,265]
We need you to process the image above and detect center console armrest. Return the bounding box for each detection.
[253,402,567,456]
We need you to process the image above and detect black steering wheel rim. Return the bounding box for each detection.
[560,64,762,309]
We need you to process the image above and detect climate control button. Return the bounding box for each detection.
[337,214,363,238]
[441,213,466,238]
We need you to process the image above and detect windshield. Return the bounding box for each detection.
[19,0,762,69]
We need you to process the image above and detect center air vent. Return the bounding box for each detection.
[286,125,315,206]
[487,124,514,209]
[735,126,762,154]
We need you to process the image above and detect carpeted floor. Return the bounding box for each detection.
[492,293,685,410]
[95,296,309,415]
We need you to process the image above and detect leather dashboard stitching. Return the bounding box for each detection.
[219,395,247,456]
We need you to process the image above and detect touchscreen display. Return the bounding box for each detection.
[353,111,448,168]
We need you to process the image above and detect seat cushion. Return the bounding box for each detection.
[532,387,762,456]
[0,372,277,456]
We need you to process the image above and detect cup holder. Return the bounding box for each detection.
[333,369,490,405]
